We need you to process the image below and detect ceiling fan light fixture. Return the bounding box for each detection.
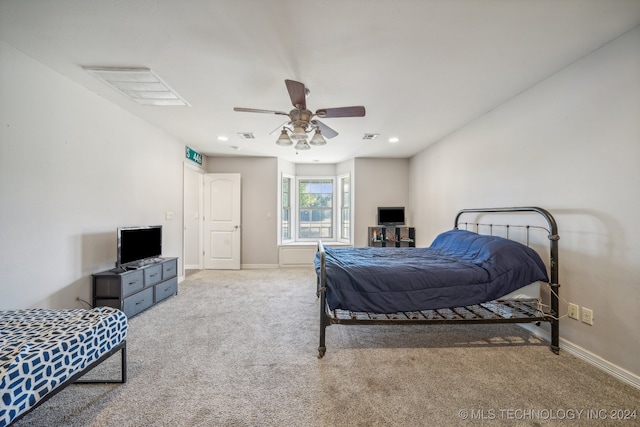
[309,129,326,146]
[234,79,366,151]
[291,124,308,140]
[294,140,311,151]
[276,128,294,146]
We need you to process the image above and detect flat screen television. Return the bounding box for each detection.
[117,225,162,268]
[377,207,405,226]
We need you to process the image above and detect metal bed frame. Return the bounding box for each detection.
[7,341,127,426]
[316,207,560,358]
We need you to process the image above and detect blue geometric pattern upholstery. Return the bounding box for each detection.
[0,307,127,427]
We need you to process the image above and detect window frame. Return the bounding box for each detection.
[280,173,294,244]
[337,173,351,243]
[295,176,336,242]
[279,172,352,245]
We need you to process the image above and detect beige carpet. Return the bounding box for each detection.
[15,268,639,426]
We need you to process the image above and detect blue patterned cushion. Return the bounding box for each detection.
[0,307,127,427]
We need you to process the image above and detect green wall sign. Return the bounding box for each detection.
[185,146,202,165]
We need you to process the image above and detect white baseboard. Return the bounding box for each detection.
[183,264,280,270]
[241,264,279,269]
[520,324,640,390]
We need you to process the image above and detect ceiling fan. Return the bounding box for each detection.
[234,79,365,150]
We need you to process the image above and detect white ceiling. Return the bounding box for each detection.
[2,0,640,164]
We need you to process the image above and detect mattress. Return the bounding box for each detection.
[0,307,128,427]
[500,281,541,300]
[315,229,549,313]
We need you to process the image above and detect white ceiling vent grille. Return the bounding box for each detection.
[84,67,190,106]
[362,133,379,140]
[237,132,255,139]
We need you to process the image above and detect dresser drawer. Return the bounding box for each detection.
[123,287,154,318]
[154,277,178,303]
[144,264,163,286]
[162,258,177,279]
[120,270,144,297]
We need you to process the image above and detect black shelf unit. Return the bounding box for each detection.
[368,226,415,248]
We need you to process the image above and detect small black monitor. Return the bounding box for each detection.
[377,207,405,225]
[117,225,162,268]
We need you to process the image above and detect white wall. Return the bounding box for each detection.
[409,26,640,378]
[0,41,185,309]
[207,156,279,267]
[354,158,411,247]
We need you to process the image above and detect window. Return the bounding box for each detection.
[298,178,333,239]
[279,173,351,244]
[339,175,350,241]
[281,176,291,241]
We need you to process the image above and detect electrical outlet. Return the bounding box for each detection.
[582,307,594,325]
[568,303,579,320]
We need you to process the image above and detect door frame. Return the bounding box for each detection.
[183,162,204,275]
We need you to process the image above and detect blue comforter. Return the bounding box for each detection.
[315,229,549,313]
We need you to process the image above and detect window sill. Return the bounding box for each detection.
[279,241,351,247]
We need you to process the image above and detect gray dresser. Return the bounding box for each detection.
[92,257,178,318]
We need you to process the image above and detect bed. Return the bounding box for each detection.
[315,207,560,358]
[0,306,127,427]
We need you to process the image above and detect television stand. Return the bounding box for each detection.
[92,257,178,318]
[368,226,415,248]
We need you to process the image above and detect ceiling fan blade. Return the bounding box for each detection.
[315,106,366,118]
[312,120,339,139]
[234,107,289,116]
[285,79,307,109]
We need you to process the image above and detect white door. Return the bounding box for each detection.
[204,173,241,269]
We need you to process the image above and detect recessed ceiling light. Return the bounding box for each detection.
[83,67,190,106]
[388,137,400,143]
[230,146,241,151]
[217,136,229,141]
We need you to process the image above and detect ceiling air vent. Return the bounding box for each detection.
[237,132,255,139]
[362,133,379,140]
[84,67,189,106]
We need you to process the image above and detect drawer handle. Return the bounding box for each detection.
[135,300,145,305]
[128,281,136,286]
[150,273,158,278]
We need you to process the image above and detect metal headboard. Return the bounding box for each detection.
[454,206,559,284]
[453,207,560,351]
